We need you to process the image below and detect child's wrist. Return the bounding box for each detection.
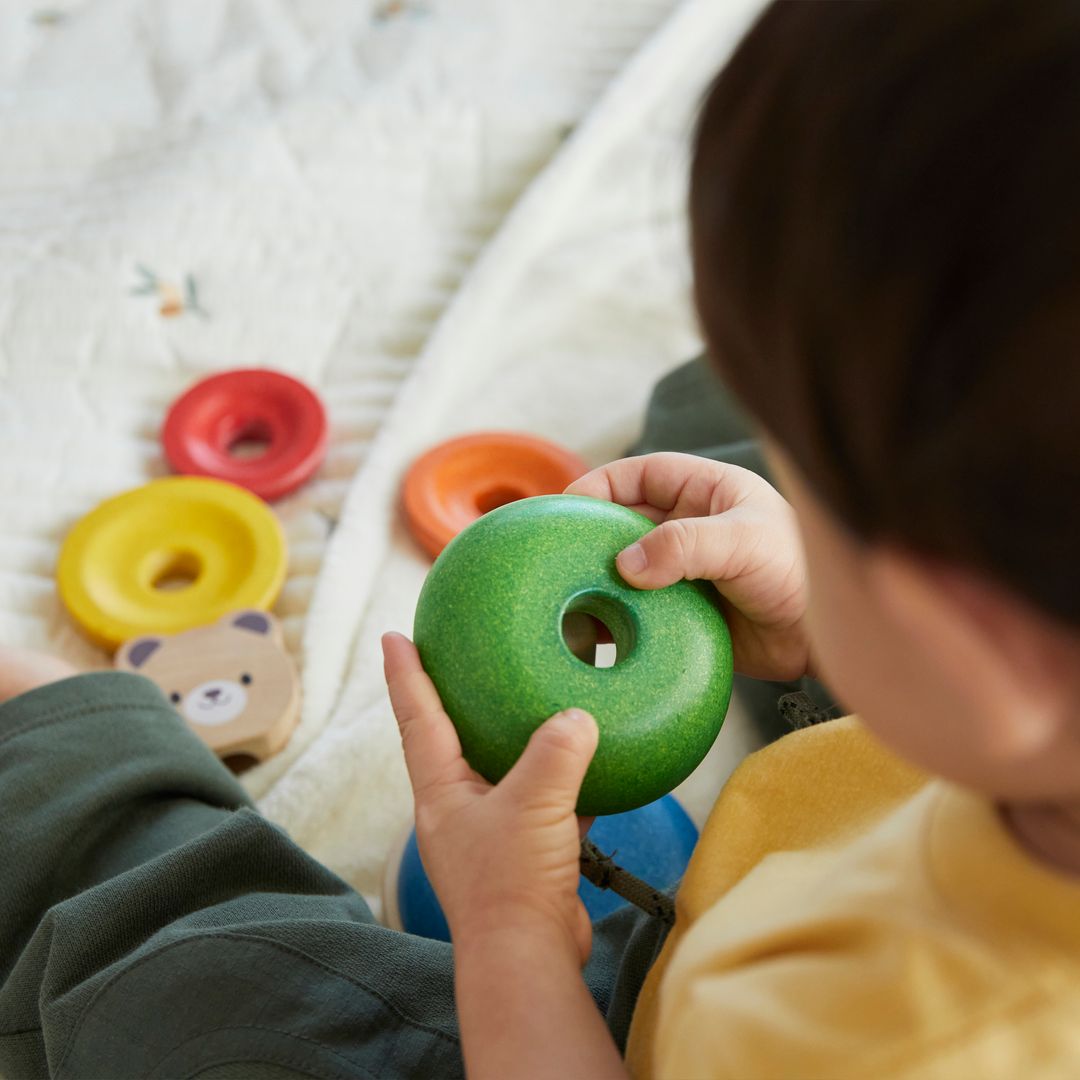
[452,913,582,969]
[452,911,622,1080]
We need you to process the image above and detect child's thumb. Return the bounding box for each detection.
[616,515,736,590]
[502,709,599,809]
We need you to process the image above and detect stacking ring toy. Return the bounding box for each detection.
[413,494,733,815]
[383,795,699,939]
[402,432,588,558]
[58,477,287,651]
[163,369,328,501]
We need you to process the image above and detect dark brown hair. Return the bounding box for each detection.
[690,0,1080,628]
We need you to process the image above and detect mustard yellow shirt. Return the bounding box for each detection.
[626,717,1080,1078]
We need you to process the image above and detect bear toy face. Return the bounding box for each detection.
[115,610,300,764]
[182,676,250,726]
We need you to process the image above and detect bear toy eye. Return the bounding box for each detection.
[169,692,181,704]
[241,673,252,685]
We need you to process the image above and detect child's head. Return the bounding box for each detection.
[691,0,1080,797]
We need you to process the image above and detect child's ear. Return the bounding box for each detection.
[866,547,1072,755]
[116,636,164,670]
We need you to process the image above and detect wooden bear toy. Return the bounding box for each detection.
[115,610,300,764]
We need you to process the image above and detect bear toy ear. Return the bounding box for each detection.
[228,610,279,638]
[117,636,163,670]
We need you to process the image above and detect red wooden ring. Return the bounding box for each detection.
[163,369,328,502]
[402,432,589,559]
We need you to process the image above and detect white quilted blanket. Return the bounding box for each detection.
[0,0,764,906]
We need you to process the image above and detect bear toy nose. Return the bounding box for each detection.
[204,688,222,701]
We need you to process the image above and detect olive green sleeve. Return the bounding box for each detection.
[0,672,252,1074]
[0,672,463,1080]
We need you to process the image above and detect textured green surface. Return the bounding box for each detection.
[413,495,734,815]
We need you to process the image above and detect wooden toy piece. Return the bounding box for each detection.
[402,431,589,559]
[115,610,300,763]
[57,476,287,651]
[163,368,329,502]
[413,495,734,816]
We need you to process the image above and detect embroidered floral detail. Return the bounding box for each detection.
[32,9,68,25]
[373,1,430,23]
[131,265,209,320]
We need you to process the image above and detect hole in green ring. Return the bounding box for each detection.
[560,590,636,669]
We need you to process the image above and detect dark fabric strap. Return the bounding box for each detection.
[580,840,677,928]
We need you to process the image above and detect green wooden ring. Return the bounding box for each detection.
[413,494,734,815]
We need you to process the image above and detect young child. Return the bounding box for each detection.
[3,1,1080,1076]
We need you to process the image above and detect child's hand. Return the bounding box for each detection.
[382,632,598,963]
[567,452,811,681]
[0,646,77,705]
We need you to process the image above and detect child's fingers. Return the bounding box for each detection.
[565,458,653,507]
[565,465,662,520]
[382,633,473,795]
[615,512,746,590]
[567,453,753,521]
[500,708,599,811]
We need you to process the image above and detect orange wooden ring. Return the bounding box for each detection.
[402,432,589,558]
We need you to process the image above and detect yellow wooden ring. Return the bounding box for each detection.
[58,477,287,651]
